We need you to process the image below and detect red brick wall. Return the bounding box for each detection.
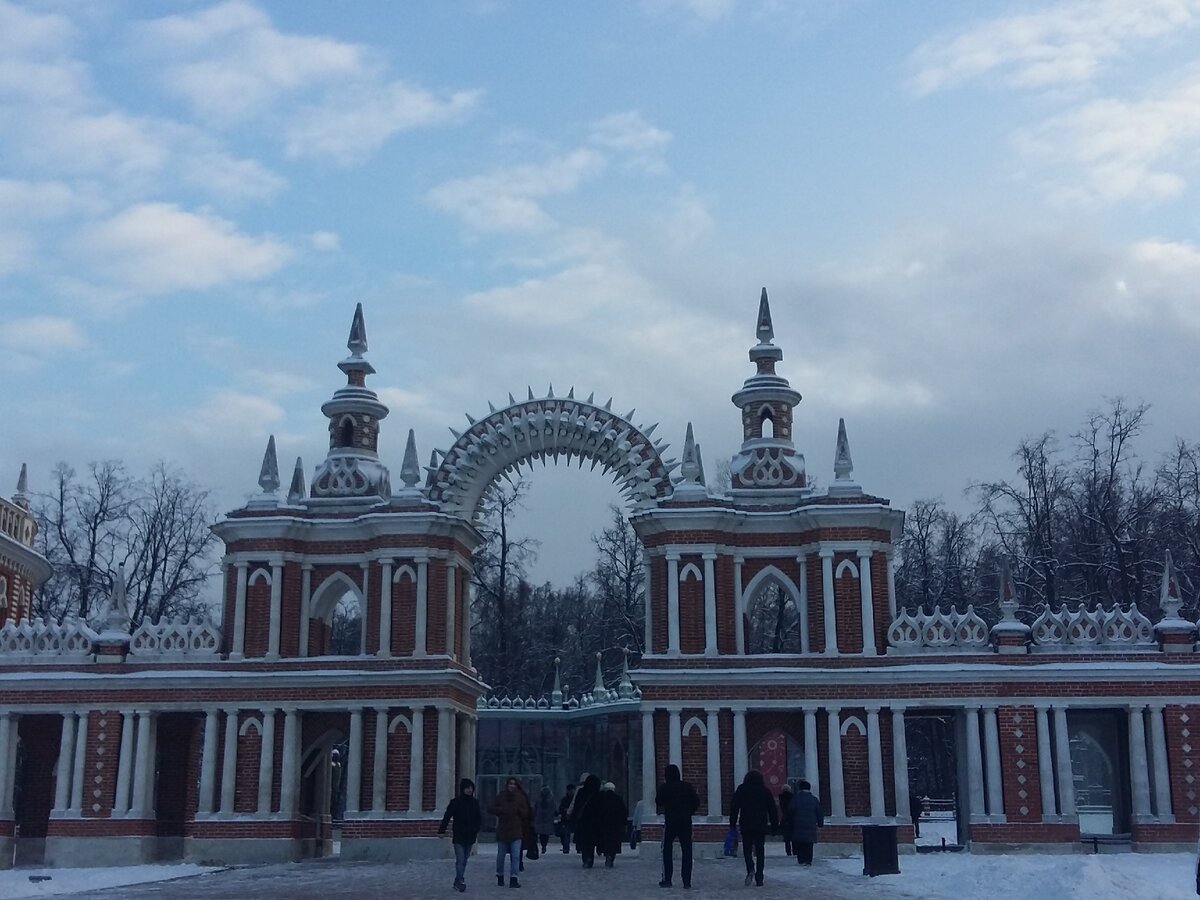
[280,563,302,657]
[834,557,862,654]
[422,711,437,812]
[719,710,735,817]
[716,556,736,654]
[871,554,890,654]
[234,715,262,813]
[386,715,412,812]
[651,558,667,654]
[806,560,824,653]
[681,714,708,815]
[364,562,381,656]
[221,566,237,655]
[244,573,270,658]
[391,569,417,655]
[678,560,704,655]
[427,567,447,656]
[997,706,1040,823]
[360,713,377,812]
[82,711,118,819]
[1166,704,1199,823]
[841,711,869,817]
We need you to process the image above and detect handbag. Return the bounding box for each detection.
[722,826,739,857]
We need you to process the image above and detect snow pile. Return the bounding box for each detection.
[812,851,1197,900]
[0,863,218,898]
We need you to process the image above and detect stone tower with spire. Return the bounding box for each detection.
[0,463,51,624]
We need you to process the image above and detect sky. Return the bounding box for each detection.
[2,0,1200,586]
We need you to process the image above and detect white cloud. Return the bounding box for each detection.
[1014,74,1200,204]
[284,82,481,165]
[427,149,606,233]
[909,0,1200,95]
[589,111,673,173]
[0,315,86,351]
[311,231,340,252]
[71,203,292,296]
[642,0,737,22]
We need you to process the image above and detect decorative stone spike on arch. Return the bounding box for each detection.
[428,390,676,518]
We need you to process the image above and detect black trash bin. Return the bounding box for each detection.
[861,824,900,877]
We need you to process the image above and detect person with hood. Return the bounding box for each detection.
[790,779,825,866]
[655,763,699,889]
[730,770,778,887]
[533,786,558,855]
[438,778,482,893]
[490,775,531,888]
[593,782,629,867]
[570,773,603,868]
[778,783,795,857]
[557,784,576,853]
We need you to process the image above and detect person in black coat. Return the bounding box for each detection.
[593,782,628,867]
[790,779,825,866]
[655,763,700,889]
[570,774,602,868]
[730,770,779,886]
[438,778,482,893]
[778,783,795,856]
[557,783,576,853]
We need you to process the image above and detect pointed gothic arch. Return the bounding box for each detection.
[427,392,675,518]
[309,571,366,656]
[742,565,803,654]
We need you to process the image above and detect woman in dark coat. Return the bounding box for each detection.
[778,783,795,856]
[790,779,825,866]
[730,770,778,887]
[570,774,602,868]
[593,782,629,867]
[489,776,531,887]
[533,786,558,854]
[438,778,482,893]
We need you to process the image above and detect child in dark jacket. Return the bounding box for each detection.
[439,778,482,893]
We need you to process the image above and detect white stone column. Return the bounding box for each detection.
[113,710,136,816]
[280,708,299,817]
[1035,704,1057,819]
[642,552,654,655]
[415,559,429,657]
[1128,704,1152,820]
[359,563,370,654]
[436,708,456,810]
[232,562,248,658]
[1149,704,1173,820]
[346,709,363,815]
[457,714,474,785]
[797,555,810,654]
[1052,706,1076,818]
[379,560,393,658]
[667,553,680,655]
[257,709,276,815]
[219,708,239,814]
[69,710,88,812]
[372,707,389,814]
[965,707,986,822]
[3,720,15,817]
[983,707,1004,818]
[733,556,745,655]
[803,707,819,793]
[198,709,219,814]
[827,707,845,818]
[733,709,748,787]
[705,707,721,817]
[267,560,283,658]
[52,712,76,813]
[0,713,13,816]
[299,564,312,658]
[820,547,838,655]
[668,709,682,769]
[462,578,473,668]
[409,708,424,814]
[866,706,885,818]
[885,550,897,623]
[857,550,876,656]
[131,710,153,817]
[892,706,910,820]
[446,563,458,659]
[642,710,657,810]
[702,553,718,655]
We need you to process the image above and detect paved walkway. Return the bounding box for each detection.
[71,845,921,900]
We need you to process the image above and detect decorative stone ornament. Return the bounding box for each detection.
[286,457,306,505]
[13,463,28,509]
[1155,548,1196,652]
[991,560,1032,654]
[247,435,281,509]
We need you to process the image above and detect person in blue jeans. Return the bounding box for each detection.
[490,776,531,888]
[438,778,482,893]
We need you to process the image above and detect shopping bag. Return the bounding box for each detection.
[723,827,739,857]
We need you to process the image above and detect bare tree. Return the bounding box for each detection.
[589,505,645,659]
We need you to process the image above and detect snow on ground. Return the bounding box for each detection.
[0,864,218,898]
[801,851,1198,900]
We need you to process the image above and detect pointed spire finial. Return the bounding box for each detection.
[756,286,774,344]
[834,418,854,481]
[680,423,700,483]
[258,435,280,494]
[103,563,130,633]
[998,558,1018,622]
[552,656,564,707]
[593,651,606,694]
[347,302,368,358]
[14,463,28,508]
[287,457,306,504]
[1161,549,1183,618]
[400,429,421,489]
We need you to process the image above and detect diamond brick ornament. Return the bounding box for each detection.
[1020,805,1029,815]
[1015,744,1025,754]
[1016,759,1026,769]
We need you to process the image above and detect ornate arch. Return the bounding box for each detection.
[427,389,676,518]
[310,571,363,623]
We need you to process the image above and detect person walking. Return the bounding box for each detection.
[533,786,557,855]
[730,770,778,887]
[655,763,699,889]
[594,782,628,868]
[571,774,603,868]
[790,779,824,866]
[490,776,531,888]
[630,798,645,849]
[557,784,576,853]
[438,778,482,893]
[778,783,795,857]
[909,790,925,839]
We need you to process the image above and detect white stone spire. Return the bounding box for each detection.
[287,457,306,504]
[592,651,606,695]
[101,563,130,634]
[13,463,28,509]
[347,302,368,357]
[400,429,421,489]
[833,418,853,481]
[674,423,709,498]
[1160,549,1183,619]
[551,656,563,708]
[755,286,774,344]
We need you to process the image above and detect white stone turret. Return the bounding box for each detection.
[827,417,863,498]
[247,435,280,509]
[991,559,1031,654]
[673,423,709,499]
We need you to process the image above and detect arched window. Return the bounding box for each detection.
[742,568,803,654]
[338,416,355,448]
[0,575,7,610]
[309,573,365,656]
[748,730,805,794]
[759,406,774,439]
